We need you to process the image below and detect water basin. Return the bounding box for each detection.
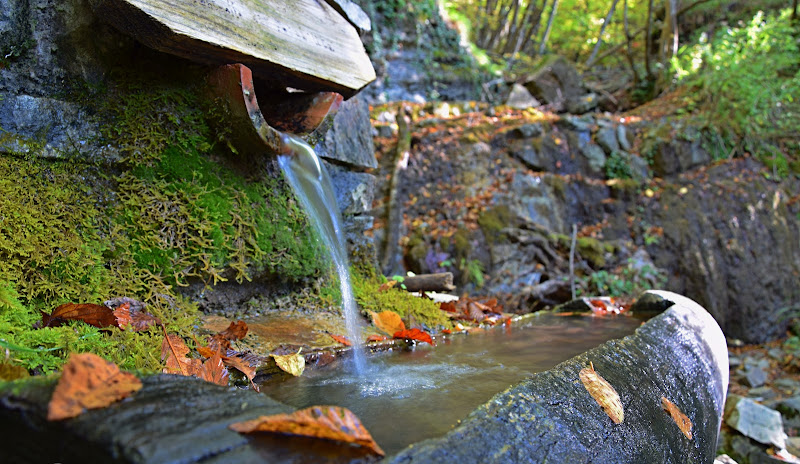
[260,313,644,457]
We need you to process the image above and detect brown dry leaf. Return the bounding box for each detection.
[160,334,202,377]
[47,353,142,421]
[229,405,384,456]
[219,321,248,341]
[39,303,117,329]
[370,310,406,336]
[378,280,398,292]
[0,362,29,381]
[661,396,692,439]
[579,362,624,424]
[199,352,229,386]
[224,356,259,390]
[272,351,305,377]
[112,302,161,331]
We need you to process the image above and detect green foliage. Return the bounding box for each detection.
[604,151,633,180]
[582,258,667,297]
[671,10,800,174]
[460,258,485,288]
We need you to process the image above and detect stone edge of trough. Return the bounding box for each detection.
[384,290,729,464]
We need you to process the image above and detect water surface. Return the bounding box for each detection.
[261,313,643,456]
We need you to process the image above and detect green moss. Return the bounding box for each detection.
[477,205,512,244]
[451,227,471,258]
[353,273,451,329]
[0,77,326,375]
[577,237,606,268]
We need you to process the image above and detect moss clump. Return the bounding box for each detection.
[577,237,606,268]
[0,78,326,374]
[477,205,513,244]
[353,273,451,330]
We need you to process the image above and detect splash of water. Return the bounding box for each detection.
[278,133,366,374]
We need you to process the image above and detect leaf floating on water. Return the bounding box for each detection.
[272,351,305,377]
[39,303,117,329]
[229,405,385,456]
[47,353,142,421]
[393,328,435,346]
[661,396,693,439]
[329,333,352,346]
[365,334,389,343]
[370,310,406,336]
[579,362,624,424]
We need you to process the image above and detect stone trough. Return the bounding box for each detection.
[0,291,728,463]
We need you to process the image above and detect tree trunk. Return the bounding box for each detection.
[623,0,638,85]
[585,0,621,66]
[644,0,655,80]
[537,0,559,55]
[508,1,544,59]
[502,0,522,54]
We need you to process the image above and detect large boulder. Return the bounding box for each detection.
[522,56,588,113]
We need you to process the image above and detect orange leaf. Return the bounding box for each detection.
[39,303,117,329]
[329,334,352,346]
[393,328,435,346]
[366,334,389,343]
[47,353,142,421]
[378,280,398,292]
[579,362,624,424]
[199,352,229,386]
[229,405,384,456]
[661,397,692,439]
[160,334,201,377]
[370,310,406,336]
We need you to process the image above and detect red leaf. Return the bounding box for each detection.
[439,301,457,312]
[329,334,352,346]
[112,302,161,332]
[365,334,389,343]
[39,303,117,329]
[393,328,435,346]
[219,321,248,341]
[229,405,384,456]
[199,352,229,386]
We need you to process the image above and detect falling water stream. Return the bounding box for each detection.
[278,133,366,374]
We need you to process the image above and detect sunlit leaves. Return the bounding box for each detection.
[579,361,624,424]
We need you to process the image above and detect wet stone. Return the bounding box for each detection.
[748,386,777,401]
[595,127,619,153]
[725,394,788,449]
[768,348,786,360]
[775,378,800,394]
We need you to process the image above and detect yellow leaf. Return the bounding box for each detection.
[579,362,624,424]
[661,396,692,439]
[272,351,305,377]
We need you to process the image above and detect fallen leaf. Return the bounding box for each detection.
[370,310,406,336]
[393,328,435,346]
[39,303,117,329]
[224,355,259,390]
[440,301,457,312]
[199,352,229,386]
[160,333,202,377]
[329,334,352,346]
[661,396,692,439]
[378,280,398,292]
[47,353,142,421]
[219,321,248,341]
[272,351,305,376]
[0,362,29,381]
[580,362,624,424]
[229,405,384,456]
[366,334,389,343]
[112,302,161,331]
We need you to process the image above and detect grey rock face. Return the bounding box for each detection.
[316,94,378,169]
[505,83,540,109]
[579,143,607,174]
[596,126,620,153]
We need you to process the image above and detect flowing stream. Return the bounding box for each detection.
[278,134,366,374]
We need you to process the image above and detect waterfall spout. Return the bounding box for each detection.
[278,133,366,374]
